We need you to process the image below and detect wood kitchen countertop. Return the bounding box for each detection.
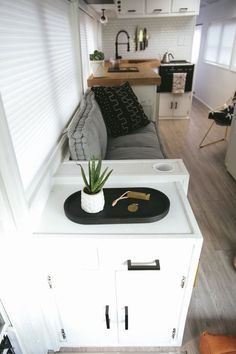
[87,59,161,87]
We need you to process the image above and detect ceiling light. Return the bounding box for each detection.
[100,9,108,24]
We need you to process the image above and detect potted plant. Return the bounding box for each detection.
[89,50,105,77]
[79,158,113,213]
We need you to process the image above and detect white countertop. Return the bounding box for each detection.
[34,181,201,239]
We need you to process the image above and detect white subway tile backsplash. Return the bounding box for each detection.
[102,17,195,61]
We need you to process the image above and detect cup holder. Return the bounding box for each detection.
[153,163,175,173]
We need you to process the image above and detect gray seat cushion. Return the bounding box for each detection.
[67,90,107,160]
[106,122,164,159]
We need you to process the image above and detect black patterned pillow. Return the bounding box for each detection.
[92,82,150,137]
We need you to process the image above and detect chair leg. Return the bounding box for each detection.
[199,122,229,149]
[199,121,215,148]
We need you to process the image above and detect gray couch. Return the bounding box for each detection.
[67,89,164,160]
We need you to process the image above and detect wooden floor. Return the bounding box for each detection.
[159,98,236,354]
[58,99,236,354]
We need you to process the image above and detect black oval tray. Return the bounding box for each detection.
[64,187,170,225]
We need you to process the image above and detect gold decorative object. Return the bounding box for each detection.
[128,203,139,212]
[112,190,150,207]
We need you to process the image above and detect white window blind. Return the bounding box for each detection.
[218,22,236,66]
[79,9,99,91]
[0,0,80,194]
[204,19,236,71]
[204,23,222,62]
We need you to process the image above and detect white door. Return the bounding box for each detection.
[119,0,145,15]
[159,93,174,117]
[146,0,171,14]
[173,93,192,117]
[171,0,199,13]
[116,270,183,345]
[116,243,193,346]
[49,270,117,346]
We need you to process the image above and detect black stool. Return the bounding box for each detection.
[199,94,236,149]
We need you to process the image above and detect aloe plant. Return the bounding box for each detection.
[79,159,113,194]
[89,50,104,61]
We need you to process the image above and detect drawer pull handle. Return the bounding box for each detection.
[125,306,128,330]
[128,9,136,12]
[105,305,110,329]
[153,8,162,12]
[127,259,160,271]
[179,7,188,11]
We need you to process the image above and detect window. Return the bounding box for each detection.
[0,0,80,195]
[191,24,202,64]
[204,19,236,71]
[79,9,101,91]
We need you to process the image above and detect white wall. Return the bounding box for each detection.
[194,0,236,109]
[102,16,196,61]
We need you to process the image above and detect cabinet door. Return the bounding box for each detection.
[159,93,174,117]
[146,0,171,14]
[171,0,200,13]
[116,271,183,345]
[115,243,193,346]
[49,270,117,347]
[119,0,145,15]
[173,93,192,117]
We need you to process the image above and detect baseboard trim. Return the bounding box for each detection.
[193,95,213,111]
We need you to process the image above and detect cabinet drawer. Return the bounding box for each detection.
[36,238,99,271]
[99,239,193,272]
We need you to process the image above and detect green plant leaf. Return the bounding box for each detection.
[78,163,90,192]
[88,160,92,189]
[93,167,113,193]
[94,159,102,181]
[95,169,113,192]
[91,158,96,192]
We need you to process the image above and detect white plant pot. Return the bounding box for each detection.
[90,60,105,78]
[81,189,105,213]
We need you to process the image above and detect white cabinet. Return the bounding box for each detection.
[132,85,157,121]
[172,0,200,13]
[146,0,171,14]
[116,0,200,17]
[118,0,145,16]
[40,237,196,347]
[158,92,192,119]
[34,164,203,349]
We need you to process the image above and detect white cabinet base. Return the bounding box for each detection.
[158,92,192,120]
[34,161,203,349]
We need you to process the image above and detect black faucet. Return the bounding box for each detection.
[115,30,130,60]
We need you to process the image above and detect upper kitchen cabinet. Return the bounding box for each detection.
[171,0,200,14]
[146,0,171,15]
[117,0,145,16]
[115,0,200,17]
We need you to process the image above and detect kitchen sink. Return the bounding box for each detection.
[108,67,139,72]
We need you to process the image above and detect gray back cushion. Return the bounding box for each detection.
[67,90,107,160]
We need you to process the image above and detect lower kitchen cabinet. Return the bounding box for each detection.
[39,237,197,347]
[158,92,192,119]
[35,173,203,349]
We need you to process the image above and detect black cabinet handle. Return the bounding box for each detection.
[127,259,160,271]
[125,306,128,330]
[179,7,188,11]
[128,9,136,12]
[153,8,162,12]
[175,102,178,109]
[105,305,110,329]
